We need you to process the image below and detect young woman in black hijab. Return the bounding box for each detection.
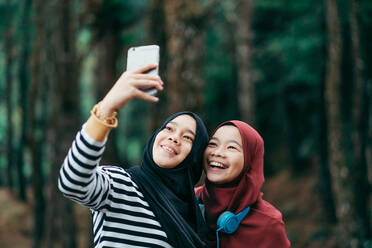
[58,64,208,248]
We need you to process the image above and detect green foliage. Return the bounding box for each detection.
[360,0,372,23]
[0,105,6,146]
[252,0,326,173]
[0,2,17,36]
[204,16,239,130]
[80,53,96,121]
[93,0,147,37]
[0,47,4,99]
[117,99,149,165]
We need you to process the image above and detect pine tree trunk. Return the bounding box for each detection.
[324,0,352,244]
[94,34,121,165]
[29,0,46,246]
[164,0,206,115]
[233,0,256,125]
[4,8,14,190]
[318,65,337,224]
[44,0,79,247]
[147,0,169,133]
[367,80,372,194]
[349,0,371,243]
[16,0,32,203]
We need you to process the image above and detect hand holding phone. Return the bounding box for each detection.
[126,45,160,95]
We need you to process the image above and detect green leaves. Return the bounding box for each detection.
[0,2,17,37]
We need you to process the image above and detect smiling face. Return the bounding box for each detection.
[152,115,196,168]
[204,125,245,184]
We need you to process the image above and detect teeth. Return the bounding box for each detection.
[163,145,176,154]
[209,161,225,169]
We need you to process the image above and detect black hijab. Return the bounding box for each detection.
[128,112,208,248]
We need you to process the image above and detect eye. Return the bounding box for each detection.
[164,125,172,131]
[208,141,217,147]
[183,135,194,142]
[228,145,237,150]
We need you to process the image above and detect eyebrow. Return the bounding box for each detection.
[168,121,196,136]
[210,137,242,148]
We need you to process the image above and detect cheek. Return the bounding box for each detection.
[152,146,160,163]
[152,139,159,152]
[232,156,244,175]
[203,148,211,160]
[182,143,193,158]
[203,153,208,166]
[152,137,162,161]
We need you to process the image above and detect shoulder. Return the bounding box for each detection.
[253,198,284,221]
[98,165,145,197]
[98,165,137,186]
[249,200,290,247]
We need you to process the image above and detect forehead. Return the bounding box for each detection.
[212,125,242,143]
[168,114,196,132]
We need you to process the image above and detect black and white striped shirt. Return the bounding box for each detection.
[58,127,173,248]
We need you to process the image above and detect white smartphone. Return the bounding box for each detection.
[126,45,160,96]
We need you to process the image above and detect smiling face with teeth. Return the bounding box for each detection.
[204,125,244,184]
[152,114,196,168]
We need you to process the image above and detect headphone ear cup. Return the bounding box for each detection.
[217,211,240,234]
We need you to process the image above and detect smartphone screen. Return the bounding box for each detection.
[126,45,160,95]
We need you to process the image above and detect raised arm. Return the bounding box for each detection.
[58,65,164,209]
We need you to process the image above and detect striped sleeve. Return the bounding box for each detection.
[58,126,111,210]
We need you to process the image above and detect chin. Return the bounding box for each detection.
[156,161,172,168]
[158,163,175,168]
[206,175,224,184]
[155,158,179,168]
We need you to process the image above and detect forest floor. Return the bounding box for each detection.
[0,168,340,248]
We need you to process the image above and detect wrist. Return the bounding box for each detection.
[91,101,118,128]
[98,100,115,117]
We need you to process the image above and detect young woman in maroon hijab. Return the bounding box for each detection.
[195,120,290,248]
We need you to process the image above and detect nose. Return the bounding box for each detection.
[210,146,225,157]
[168,133,179,144]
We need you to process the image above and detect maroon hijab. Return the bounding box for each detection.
[196,120,290,248]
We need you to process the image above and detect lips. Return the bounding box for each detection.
[161,144,178,155]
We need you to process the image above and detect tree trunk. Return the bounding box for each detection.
[318,63,337,224]
[324,0,352,244]
[44,0,79,247]
[16,0,33,203]
[94,33,122,165]
[4,0,14,188]
[4,6,15,190]
[349,0,371,243]
[233,0,256,125]
[367,76,372,186]
[147,0,169,133]
[313,0,338,226]
[367,79,372,192]
[29,0,47,246]
[163,0,206,115]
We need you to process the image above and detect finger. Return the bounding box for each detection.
[135,89,159,102]
[133,74,163,84]
[132,80,164,91]
[133,75,163,85]
[132,64,158,74]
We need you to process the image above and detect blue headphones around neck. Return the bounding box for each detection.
[216,206,251,233]
[196,195,251,248]
[216,206,251,248]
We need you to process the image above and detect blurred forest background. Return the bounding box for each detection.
[0,0,371,247]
